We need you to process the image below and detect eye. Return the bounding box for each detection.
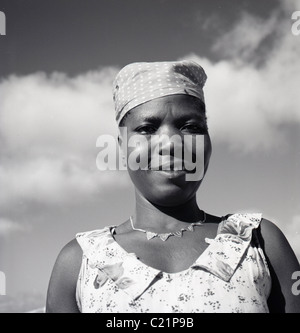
[135,124,157,135]
[180,123,207,134]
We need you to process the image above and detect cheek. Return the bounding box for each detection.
[204,134,212,167]
[126,136,150,170]
[182,134,211,177]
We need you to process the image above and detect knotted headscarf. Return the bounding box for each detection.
[113,60,207,126]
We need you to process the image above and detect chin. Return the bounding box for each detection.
[138,180,202,208]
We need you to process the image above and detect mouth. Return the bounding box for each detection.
[148,156,195,173]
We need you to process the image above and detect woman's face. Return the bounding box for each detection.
[119,94,212,207]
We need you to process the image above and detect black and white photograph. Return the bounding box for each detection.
[0,0,300,315]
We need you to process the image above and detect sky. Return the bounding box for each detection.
[0,0,300,312]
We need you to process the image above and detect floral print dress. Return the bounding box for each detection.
[75,213,271,313]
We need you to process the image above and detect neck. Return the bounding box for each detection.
[133,190,204,231]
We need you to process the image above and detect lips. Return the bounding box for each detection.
[148,156,194,171]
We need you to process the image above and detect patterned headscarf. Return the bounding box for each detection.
[112,60,207,125]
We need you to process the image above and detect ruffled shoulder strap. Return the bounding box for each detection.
[76,227,116,261]
[76,226,162,300]
[194,213,262,282]
[217,213,262,240]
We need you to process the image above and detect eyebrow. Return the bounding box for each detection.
[174,113,205,122]
[136,112,205,123]
[136,116,162,123]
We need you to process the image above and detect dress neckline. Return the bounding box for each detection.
[107,220,224,275]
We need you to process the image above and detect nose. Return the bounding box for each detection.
[156,125,183,157]
[159,139,175,156]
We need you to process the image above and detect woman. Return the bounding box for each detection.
[46,60,300,313]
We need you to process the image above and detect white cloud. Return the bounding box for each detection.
[0,157,127,206]
[0,68,118,156]
[212,12,279,62]
[0,218,24,236]
[0,67,129,208]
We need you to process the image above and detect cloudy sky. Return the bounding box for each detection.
[0,0,299,312]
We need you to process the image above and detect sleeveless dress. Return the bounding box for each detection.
[75,213,271,313]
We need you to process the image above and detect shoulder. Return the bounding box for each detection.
[260,217,283,237]
[259,218,297,261]
[258,217,299,269]
[57,238,83,264]
[46,238,83,313]
[258,217,300,313]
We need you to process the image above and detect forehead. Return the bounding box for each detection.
[124,94,205,124]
